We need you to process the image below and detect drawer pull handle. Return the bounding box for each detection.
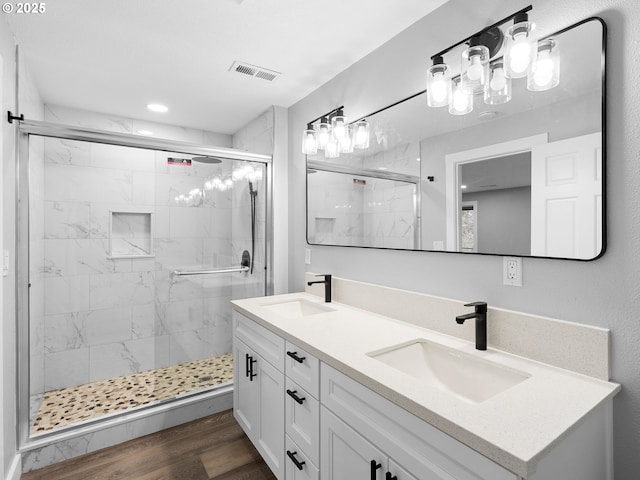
[286,389,306,405]
[287,450,306,470]
[386,473,397,480]
[370,460,381,480]
[249,357,257,381]
[287,351,306,363]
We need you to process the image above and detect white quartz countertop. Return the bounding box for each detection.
[231,293,620,478]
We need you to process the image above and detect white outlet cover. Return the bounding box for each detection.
[503,256,523,286]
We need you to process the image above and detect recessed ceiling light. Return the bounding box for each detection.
[460,184,467,189]
[147,103,168,113]
[137,130,153,136]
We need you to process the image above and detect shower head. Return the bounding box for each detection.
[248,181,257,197]
[191,156,223,164]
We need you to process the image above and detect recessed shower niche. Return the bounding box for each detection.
[108,209,154,258]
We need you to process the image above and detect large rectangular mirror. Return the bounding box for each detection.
[306,17,605,260]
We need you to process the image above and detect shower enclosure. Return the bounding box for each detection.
[17,121,272,446]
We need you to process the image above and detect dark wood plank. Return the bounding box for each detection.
[22,409,274,480]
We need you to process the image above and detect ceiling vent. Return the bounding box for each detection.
[229,61,280,82]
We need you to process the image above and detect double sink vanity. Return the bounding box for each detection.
[231,276,619,480]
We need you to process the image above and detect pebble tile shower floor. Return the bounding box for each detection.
[31,353,234,434]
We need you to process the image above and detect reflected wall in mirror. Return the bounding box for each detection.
[306,17,605,260]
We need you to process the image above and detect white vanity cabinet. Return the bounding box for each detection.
[233,311,285,479]
[320,364,517,480]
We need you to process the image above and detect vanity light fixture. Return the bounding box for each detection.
[449,76,473,115]
[461,38,490,94]
[353,120,370,149]
[425,6,559,117]
[485,60,512,104]
[301,123,318,155]
[301,106,372,157]
[527,38,560,91]
[331,107,348,141]
[504,11,536,79]
[426,55,450,107]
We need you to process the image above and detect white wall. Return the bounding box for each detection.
[1,18,45,477]
[288,0,640,477]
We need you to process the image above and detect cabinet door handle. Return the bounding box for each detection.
[249,357,257,381]
[286,450,306,471]
[244,353,251,378]
[286,351,306,363]
[385,473,397,480]
[370,460,382,480]
[286,389,306,405]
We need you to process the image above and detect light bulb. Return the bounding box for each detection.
[490,67,507,91]
[467,55,484,82]
[317,127,329,148]
[453,89,468,112]
[431,72,448,102]
[509,35,531,74]
[355,126,368,145]
[333,120,346,140]
[533,52,554,87]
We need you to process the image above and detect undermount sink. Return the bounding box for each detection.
[262,298,335,318]
[368,339,530,403]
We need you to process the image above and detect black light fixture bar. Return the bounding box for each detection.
[430,5,532,61]
[306,105,344,127]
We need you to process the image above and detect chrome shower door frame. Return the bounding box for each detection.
[16,119,274,449]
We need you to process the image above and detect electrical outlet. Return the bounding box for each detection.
[2,250,8,277]
[305,248,311,265]
[503,256,522,286]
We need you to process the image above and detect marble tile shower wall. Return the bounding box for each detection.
[307,142,418,247]
[30,105,238,394]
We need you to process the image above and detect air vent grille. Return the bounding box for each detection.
[229,61,280,82]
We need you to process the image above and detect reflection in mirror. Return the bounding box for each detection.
[306,17,605,260]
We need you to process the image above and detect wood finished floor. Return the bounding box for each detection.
[22,409,276,480]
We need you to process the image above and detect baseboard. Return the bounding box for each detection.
[7,452,21,480]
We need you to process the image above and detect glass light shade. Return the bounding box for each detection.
[449,77,473,115]
[324,136,340,159]
[427,63,450,107]
[301,127,317,155]
[340,125,354,153]
[331,114,348,141]
[504,21,535,78]
[316,119,331,149]
[461,45,489,94]
[353,120,370,149]
[484,61,512,105]
[527,38,560,91]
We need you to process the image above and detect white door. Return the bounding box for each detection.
[321,408,386,480]
[531,132,602,258]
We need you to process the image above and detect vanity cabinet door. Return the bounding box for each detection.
[387,459,419,480]
[233,337,285,479]
[321,406,386,480]
[233,338,259,437]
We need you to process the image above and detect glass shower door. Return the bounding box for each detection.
[26,134,268,437]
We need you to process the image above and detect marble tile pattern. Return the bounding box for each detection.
[32,353,233,434]
[31,110,268,395]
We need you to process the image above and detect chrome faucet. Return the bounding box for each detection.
[307,274,332,303]
[455,302,487,350]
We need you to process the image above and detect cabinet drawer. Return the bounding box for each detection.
[285,378,319,467]
[286,436,319,480]
[286,341,320,398]
[233,310,284,372]
[321,364,518,480]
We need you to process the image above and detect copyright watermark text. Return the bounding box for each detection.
[2,3,46,13]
